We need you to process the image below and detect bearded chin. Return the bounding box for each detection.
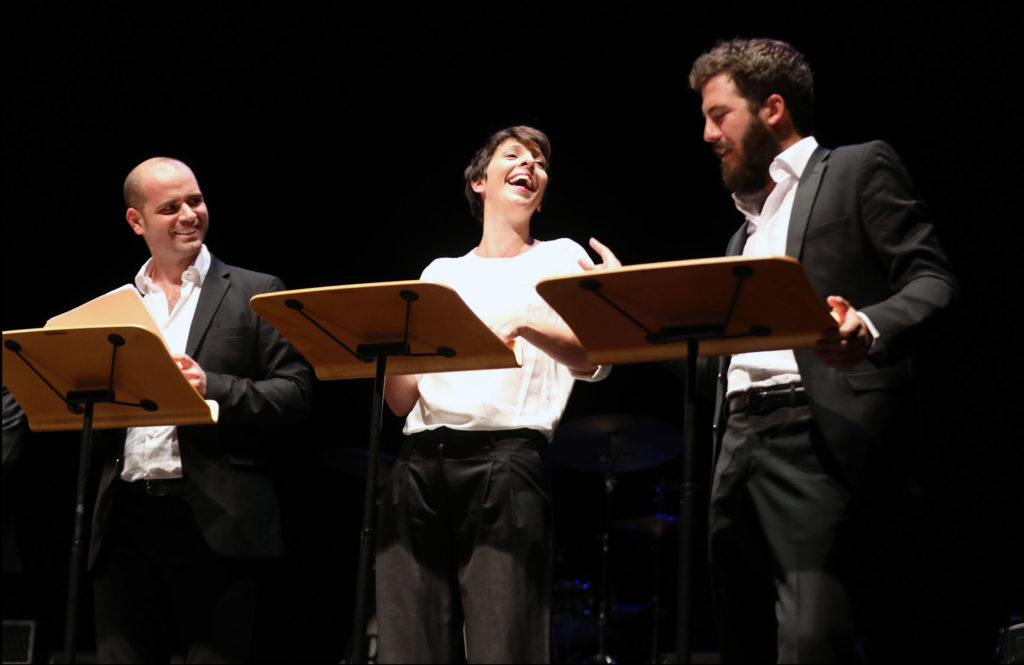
[721,118,781,195]
[722,160,765,195]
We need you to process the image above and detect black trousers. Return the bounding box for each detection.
[709,406,860,664]
[92,481,260,664]
[375,427,552,663]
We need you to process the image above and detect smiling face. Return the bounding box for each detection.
[125,159,208,274]
[700,73,780,195]
[471,138,549,220]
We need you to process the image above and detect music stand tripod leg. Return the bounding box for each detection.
[350,354,387,664]
[61,337,122,665]
[60,399,95,665]
[676,338,698,665]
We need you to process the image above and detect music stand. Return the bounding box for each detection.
[2,323,218,665]
[250,280,522,664]
[537,255,835,664]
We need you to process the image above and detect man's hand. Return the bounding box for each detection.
[174,353,207,397]
[579,237,622,271]
[813,295,873,369]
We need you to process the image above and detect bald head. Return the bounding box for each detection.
[124,156,208,273]
[123,157,195,210]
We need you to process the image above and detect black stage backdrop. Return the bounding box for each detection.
[4,6,1020,663]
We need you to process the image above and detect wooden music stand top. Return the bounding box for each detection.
[536,255,835,365]
[3,324,218,432]
[250,280,522,381]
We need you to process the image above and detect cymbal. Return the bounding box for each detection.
[550,414,683,473]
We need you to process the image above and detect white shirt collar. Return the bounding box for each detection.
[733,136,820,220]
[771,135,819,183]
[135,244,211,294]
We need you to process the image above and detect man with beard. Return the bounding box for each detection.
[688,39,956,662]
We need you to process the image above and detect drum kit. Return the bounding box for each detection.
[549,414,685,665]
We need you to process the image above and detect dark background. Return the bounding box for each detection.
[4,5,1020,663]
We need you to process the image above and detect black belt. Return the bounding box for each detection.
[122,478,188,498]
[728,384,808,416]
[407,427,545,459]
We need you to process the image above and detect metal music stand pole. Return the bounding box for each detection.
[250,281,523,664]
[3,326,217,664]
[537,256,836,664]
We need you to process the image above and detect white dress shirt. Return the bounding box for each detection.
[726,138,818,397]
[403,238,609,442]
[726,137,879,397]
[121,245,211,481]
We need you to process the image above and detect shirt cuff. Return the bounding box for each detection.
[856,311,881,350]
[571,364,611,382]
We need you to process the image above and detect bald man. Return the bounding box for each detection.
[88,157,312,663]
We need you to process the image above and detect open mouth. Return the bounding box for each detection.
[507,173,536,191]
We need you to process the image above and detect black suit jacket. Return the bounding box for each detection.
[713,141,957,486]
[89,254,313,567]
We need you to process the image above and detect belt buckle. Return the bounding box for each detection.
[741,385,798,416]
[748,389,771,414]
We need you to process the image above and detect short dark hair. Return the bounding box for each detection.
[689,38,815,137]
[463,126,551,223]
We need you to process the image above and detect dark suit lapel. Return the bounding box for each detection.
[786,145,830,260]
[186,256,230,357]
[726,221,749,256]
